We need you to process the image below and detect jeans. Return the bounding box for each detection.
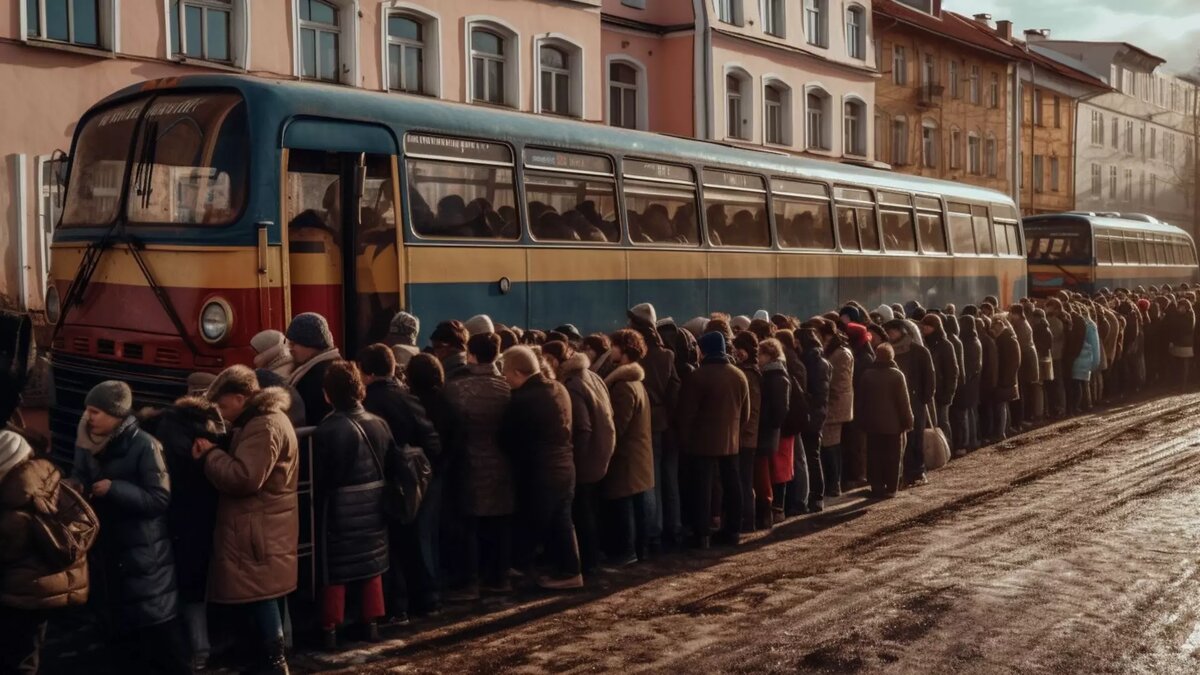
[459,515,512,588]
[787,434,809,512]
[686,455,741,539]
[643,433,665,543]
[964,406,979,450]
[802,431,825,507]
[182,601,210,661]
[321,576,385,630]
[520,489,581,577]
[866,433,904,496]
[389,474,443,615]
[607,491,650,560]
[246,597,286,642]
[0,607,45,675]
[903,404,927,481]
[821,444,842,497]
[992,402,1009,440]
[737,446,757,531]
[573,482,602,573]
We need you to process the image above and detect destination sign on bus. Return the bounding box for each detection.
[623,160,693,183]
[704,169,765,191]
[405,134,512,163]
[524,149,611,174]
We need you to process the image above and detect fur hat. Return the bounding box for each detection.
[285,312,334,350]
[875,304,895,321]
[875,342,895,362]
[698,331,727,359]
[627,302,658,328]
[464,314,495,337]
[0,431,33,485]
[206,365,260,400]
[85,381,133,418]
[388,311,420,346]
[731,315,752,332]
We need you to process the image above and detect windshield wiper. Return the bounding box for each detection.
[133,120,159,209]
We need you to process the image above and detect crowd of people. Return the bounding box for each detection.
[1,282,1197,674]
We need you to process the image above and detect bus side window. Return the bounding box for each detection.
[836,206,860,251]
[702,170,770,248]
[1095,236,1111,264]
[971,205,994,255]
[404,134,519,240]
[623,159,701,246]
[947,202,974,254]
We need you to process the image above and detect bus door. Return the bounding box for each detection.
[283,124,401,358]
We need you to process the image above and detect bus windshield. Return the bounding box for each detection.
[62,92,249,227]
[1025,219,1091,263]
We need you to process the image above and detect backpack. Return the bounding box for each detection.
[351,417,432,524]
[31,480,99,574]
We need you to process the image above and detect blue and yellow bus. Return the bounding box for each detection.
[47,74,1026,459]
[1024,212,1199,298]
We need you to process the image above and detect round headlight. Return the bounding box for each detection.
[45,284,61,324]
[200,300,232,343]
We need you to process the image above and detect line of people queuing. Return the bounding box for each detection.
[1,282,1195,674]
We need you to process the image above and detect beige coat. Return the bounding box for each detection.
[822,346,854,446]
[602,364,655,499]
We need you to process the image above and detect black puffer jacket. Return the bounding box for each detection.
[70,417,178,628]
[312,406,392,585]
[800,345,832,436]
[363,378,442,470]
[141,398,223,604]
[757,362,791,453]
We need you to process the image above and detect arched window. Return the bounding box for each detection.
[726,70,752,140]
[806,88,831,150]
[845,5,865,60]
[471,28,506,104]
[764,82,791,145]
[967,131,982,174]
[843,98,866,156]
[387,14,424,93]
[891,116,909,165]
[298,0,341,82]
[608,60,645,129]
[537,38,584,118]
[921,119,938,168]
[949,126,962,169]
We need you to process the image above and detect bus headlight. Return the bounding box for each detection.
[45,284,61,324]
[200,299,232,343]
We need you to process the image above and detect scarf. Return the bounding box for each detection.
[75,415,137,456]
[254,342,295,378]
[287,347,341,388]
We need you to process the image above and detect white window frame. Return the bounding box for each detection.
[891,116,908,166]
[292,0,358,85]
[605,55,648,130]
[726,68,753,140]
[805,86,832,151]
[715,0,743,25]
[948,60,959,98]
[35,154,63,307]
[893,45,908,86]
[762,79,792,146]
[843,96,867,157]
[533,35,584,119]
[845,5,865,60]
[167,0,241,65]
[804,0,827,48]
[464,17,520,108]
[921,119,937,168]
[762,0,785,38]
[22,0,118,51]
[967,132,981,175]
[379,4,441,97]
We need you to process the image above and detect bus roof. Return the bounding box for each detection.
[102,75,1015,207]
[1023,212,1194,239]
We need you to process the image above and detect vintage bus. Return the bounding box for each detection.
[47,74,1027,459]
[1024,212,1199,298]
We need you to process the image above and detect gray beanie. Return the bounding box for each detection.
[85,380,133,418]
[388,311,420,346]
[464,314,495,337]
[286,312,334,350]
[0,431,32,484]
[627,302,657,328]
[250,329,286,355]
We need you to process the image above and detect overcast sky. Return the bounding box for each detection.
[942,0,1200,74]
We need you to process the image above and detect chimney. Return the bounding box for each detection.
[1024,28,1050,41]
[973,13,993,27]
[996,20,1013,41]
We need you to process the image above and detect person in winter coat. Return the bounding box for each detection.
[976,315,998,443]
[430,320,471,381]
[601,330,655,563]
[359,344,444,620]
[1007,306,1040,431]
[991,317,1021,440]
[443,334,513,598]
[1030,308,1054,421]
[1045,299,1069,417]
[1063,305,1088,413]
[816,320,854,504]
[310,361,391,650]
[883,320,934,487]
[1072,307,1103,406]
[841,323,874,492]
[583,334,615,379]
[1168,299,1195,388]
[252,330,296,380]
[756,339,791,529]
[942,312,967,397]
[542,340,615,574]
[675,332,750,547]
[626,303,681,550]
[69,381,188,674]
[195,366,299,674]
[499,346,583,590]
[920,314,959,452]
[286,312,342,426]
[732,331,763,532]
[1,431,97,675]
[793,328,831,514]
[954,316,984,454]
[386,311,422,374]
[140,396,224,671]
[853,344,914,498]
[774,330,808,514]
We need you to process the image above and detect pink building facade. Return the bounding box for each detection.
[0,0,604,313]
[602,0,878,161]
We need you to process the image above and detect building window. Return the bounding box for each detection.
[1139,171,1146,202]
[921,120,937,168]
[876,113,888,160]
[1139,124,1146,157]
[170,0,231,62]
[471,28,508,105]
[1109,165,1117,199]
[716,0,742,25]
[948,60,960,98]
[298,0,341,82]
[539,46,571,116]
[806,89,831,150]
[26,0,121,47]
[1110,116,1118,149]
[949,127,962,169]
[1050,156,1060,191]
[985,135,997,177]
[1150,174,1157,202]
[891,117,908,165]
[1053,95,1062,128]
[893,46,908,86]
[989,72,999,108]
[386,14,425,93]
[1150,127,1157,158]
[1032,89,1043,126]
[805,0,827,47]
[608,60,643,129]
[846,6,865,59]
[763,0,784,37]
[968,65,980,104]
[1123,168,1133,202]
[844,99,866,156]
[1124,120,1134,153]
[1091,110,1104,146]
[967,132,981,174]
[922,53,936,88]
[1090,164,1102,197]
[764,83,790,145]
[726,71,752,140]
[1032,154,1044,192]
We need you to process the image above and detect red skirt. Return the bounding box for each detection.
[771,436,795,484]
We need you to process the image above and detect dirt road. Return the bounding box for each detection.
[301,393,1200,674]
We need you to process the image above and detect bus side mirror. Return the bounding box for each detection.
[52,149,70,204]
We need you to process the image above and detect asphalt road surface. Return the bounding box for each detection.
[301,392,1200,674]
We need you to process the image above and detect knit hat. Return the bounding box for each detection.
[0,431,33,484]
[186,372,216,396]
[699,331,727,359]
[683,316,709,336]
[905,301,926,320]
[844,322,870,348]
[731,315,752,332]
[627,302,658,328]
[875,304,895,321]
[753,309,770,322]
[85,381,133,418]
[838,305,862,324]
[286,312,334,350]
[464,314,495,337]
[388,311,420,346]
[251,329,286,356]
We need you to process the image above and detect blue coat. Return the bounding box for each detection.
[1072,319,1102,381]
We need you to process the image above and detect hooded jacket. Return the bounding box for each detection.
[499,374,576,497]
[921,316,959,407]
[890,334,935,413]
[557,353,617,485]
[955,316,984,409]
[758,360,791,454]
[992,320,1021,402]
[602,363,654,499]
[1073,317,1103,381]
[854,354,914,435]
[1009,313,1041,385]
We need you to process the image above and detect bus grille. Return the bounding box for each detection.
[49,353,189,467]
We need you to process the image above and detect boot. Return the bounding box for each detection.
[262,638,290,675]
